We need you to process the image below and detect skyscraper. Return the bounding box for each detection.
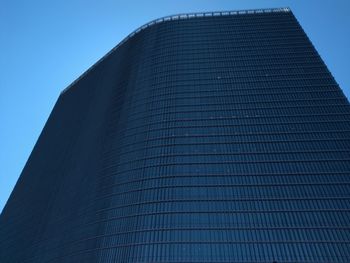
[1,7,350,262]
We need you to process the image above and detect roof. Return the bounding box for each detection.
[61,7,291,95]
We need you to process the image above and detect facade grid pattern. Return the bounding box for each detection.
[1,8,350,263]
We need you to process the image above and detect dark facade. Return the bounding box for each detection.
[1,7,350,262]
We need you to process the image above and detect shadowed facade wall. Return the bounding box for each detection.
[1,8,350,262]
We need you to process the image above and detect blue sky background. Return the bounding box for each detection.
[1,0,349,213]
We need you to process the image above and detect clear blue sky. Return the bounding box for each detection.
[1,0,349,213]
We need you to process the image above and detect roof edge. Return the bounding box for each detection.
[60,7,291,95]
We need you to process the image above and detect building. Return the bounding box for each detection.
[1,7,350,262]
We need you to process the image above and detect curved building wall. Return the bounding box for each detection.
[1,8,350,262]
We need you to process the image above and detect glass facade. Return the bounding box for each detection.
[1,8,350,262]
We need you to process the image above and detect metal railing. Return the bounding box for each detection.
[61,7,291,94]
